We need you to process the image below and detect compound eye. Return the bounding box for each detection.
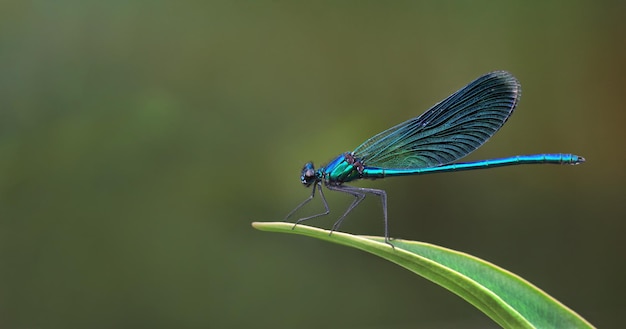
[300,162,316,186]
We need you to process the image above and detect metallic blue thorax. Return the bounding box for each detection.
[320,153,362,185]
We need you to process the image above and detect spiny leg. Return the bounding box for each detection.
[326,185,392,248]
[285,183,317,221]
[326,185,365,234]
[288,183,331,229]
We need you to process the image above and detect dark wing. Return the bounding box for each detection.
[353,71,521,169]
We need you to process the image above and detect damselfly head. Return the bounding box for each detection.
[300,162,316,187]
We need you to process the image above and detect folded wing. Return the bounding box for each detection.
[353,71,521,169]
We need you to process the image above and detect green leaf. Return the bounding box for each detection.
[252,222,595,329]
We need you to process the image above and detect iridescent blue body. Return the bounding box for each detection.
[286,71,585,245]
[319,152,583,183]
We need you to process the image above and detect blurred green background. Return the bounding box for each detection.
[1,1,624,328]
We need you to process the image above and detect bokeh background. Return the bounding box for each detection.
[1,1,624,328]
